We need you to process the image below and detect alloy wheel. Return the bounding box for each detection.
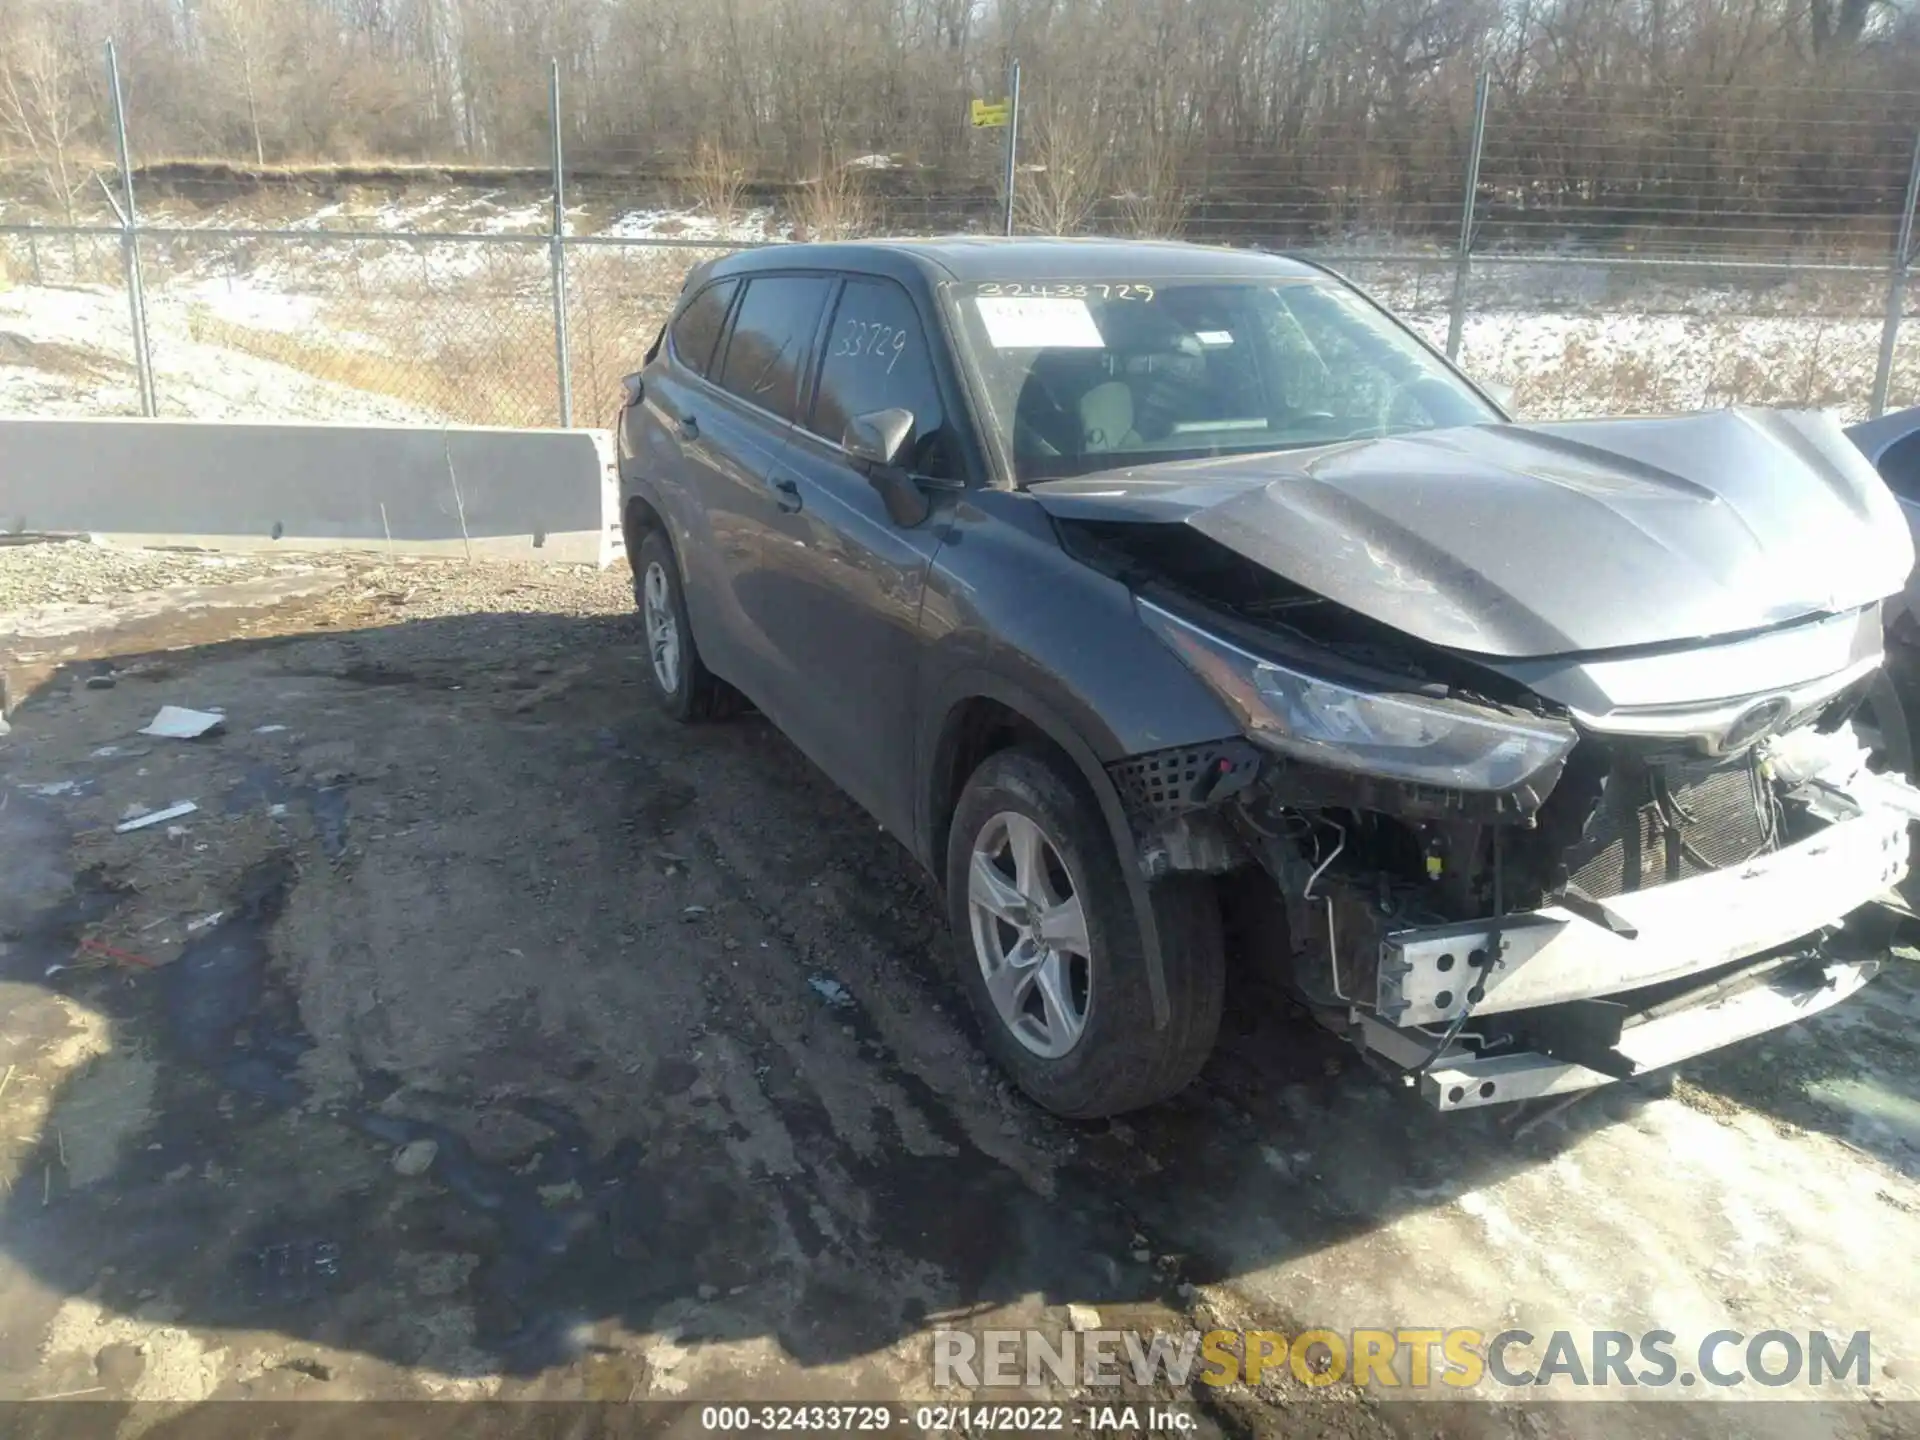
[642,560,681,694]
[966,810,1093,1059]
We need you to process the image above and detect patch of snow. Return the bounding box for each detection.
[173,277,324,334]
[602,206,779,244]
[472,201,551,235]
[0,283,443,423]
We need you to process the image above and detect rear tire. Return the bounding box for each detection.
[634,528,735,722]
[944,747,1224,1118]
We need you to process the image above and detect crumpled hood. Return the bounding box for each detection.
[1031,408,1914,658]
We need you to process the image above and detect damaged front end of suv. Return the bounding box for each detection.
[1047,407,1920,1110]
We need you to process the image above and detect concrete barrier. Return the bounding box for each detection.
[0,418,619,566]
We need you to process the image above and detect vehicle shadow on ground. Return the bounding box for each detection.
[0,606,1910,1398]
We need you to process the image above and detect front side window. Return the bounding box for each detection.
[669,278,737,376]
[715,275,833,421]
[808,278,949,476]
[948,278,1496,484]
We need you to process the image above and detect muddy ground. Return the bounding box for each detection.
[0,541,1916,1440]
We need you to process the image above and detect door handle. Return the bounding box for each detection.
[770,476,803,513]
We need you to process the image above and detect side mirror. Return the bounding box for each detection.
[621,372,645,409]
[1481,379,1516,414]
[844,408,915,469]
[844,408,929,527]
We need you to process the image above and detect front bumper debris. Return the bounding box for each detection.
[1356,951,1879,1111]
[1375,801,1909,1027]
[1352,765,1920,1110]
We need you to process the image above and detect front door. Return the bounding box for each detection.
[751,276,959,840]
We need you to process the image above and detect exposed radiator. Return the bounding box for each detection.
[1561,753,1774,899]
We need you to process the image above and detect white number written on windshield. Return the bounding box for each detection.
[973,282,1156,302]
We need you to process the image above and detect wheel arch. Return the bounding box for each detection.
[621,487,667,572]
[920,669,1175,1028]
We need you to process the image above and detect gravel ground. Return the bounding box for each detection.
[0,539,307,611]
[0,546,1914,1436]
[0,538,629,620]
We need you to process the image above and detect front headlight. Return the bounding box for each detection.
[1138,597,1576,792]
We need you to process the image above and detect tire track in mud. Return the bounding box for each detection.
[650,719,1396,1437]
[662,719,1215,1309]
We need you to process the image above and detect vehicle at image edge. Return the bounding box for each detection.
[1849,405,1920,741]
[614,236,1920,1119]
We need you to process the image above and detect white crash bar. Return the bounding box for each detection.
[1375,788,1913,1027]
[1356,954,1879,1111]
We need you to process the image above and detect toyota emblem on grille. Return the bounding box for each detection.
[1724,696,1792,749]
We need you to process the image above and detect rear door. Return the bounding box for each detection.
[639,275,772,685]
[689,272,837,727]
[755,275,959,838]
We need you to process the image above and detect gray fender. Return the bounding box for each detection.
[920,666,1177,1028]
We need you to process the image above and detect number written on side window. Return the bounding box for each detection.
[809,279,948,476]
[830,318,908,373]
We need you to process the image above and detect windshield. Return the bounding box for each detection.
[947,278,1498,485]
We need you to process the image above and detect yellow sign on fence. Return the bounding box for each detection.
[970,97,1011,128]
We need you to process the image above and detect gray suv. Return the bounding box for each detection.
[617,237,1920,1119]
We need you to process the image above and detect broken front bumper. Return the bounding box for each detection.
[1352,778,1916,1111]
[1356,952,1880,1110]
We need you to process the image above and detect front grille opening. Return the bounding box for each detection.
[1557,751,1776,900]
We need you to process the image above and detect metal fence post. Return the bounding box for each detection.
[549,59,574,429]
[1002,59,1021,237]
[106,39,156,417]
[1871,127,1920,418]
[1446,70,1490,363]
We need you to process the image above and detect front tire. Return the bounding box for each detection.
[634,528,734,722]
[944,747,1225,1118]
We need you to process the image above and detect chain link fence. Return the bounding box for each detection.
[4,53,1919,429]
[135,230,560,426]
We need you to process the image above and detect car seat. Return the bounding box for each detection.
[1079,381,1140,453]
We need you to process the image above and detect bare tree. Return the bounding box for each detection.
[1113,127,1194,239]
[1811,0,1894,54]
[686,137,748,229]
[2,0,1919,260]
[0,6,93,243]
[1013,88,1109,236]
[791,151,875,240]
[205,0,285,165]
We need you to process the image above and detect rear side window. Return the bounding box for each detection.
[670,279,737,376]
[715,275,833,421]
[808,278,949,476]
